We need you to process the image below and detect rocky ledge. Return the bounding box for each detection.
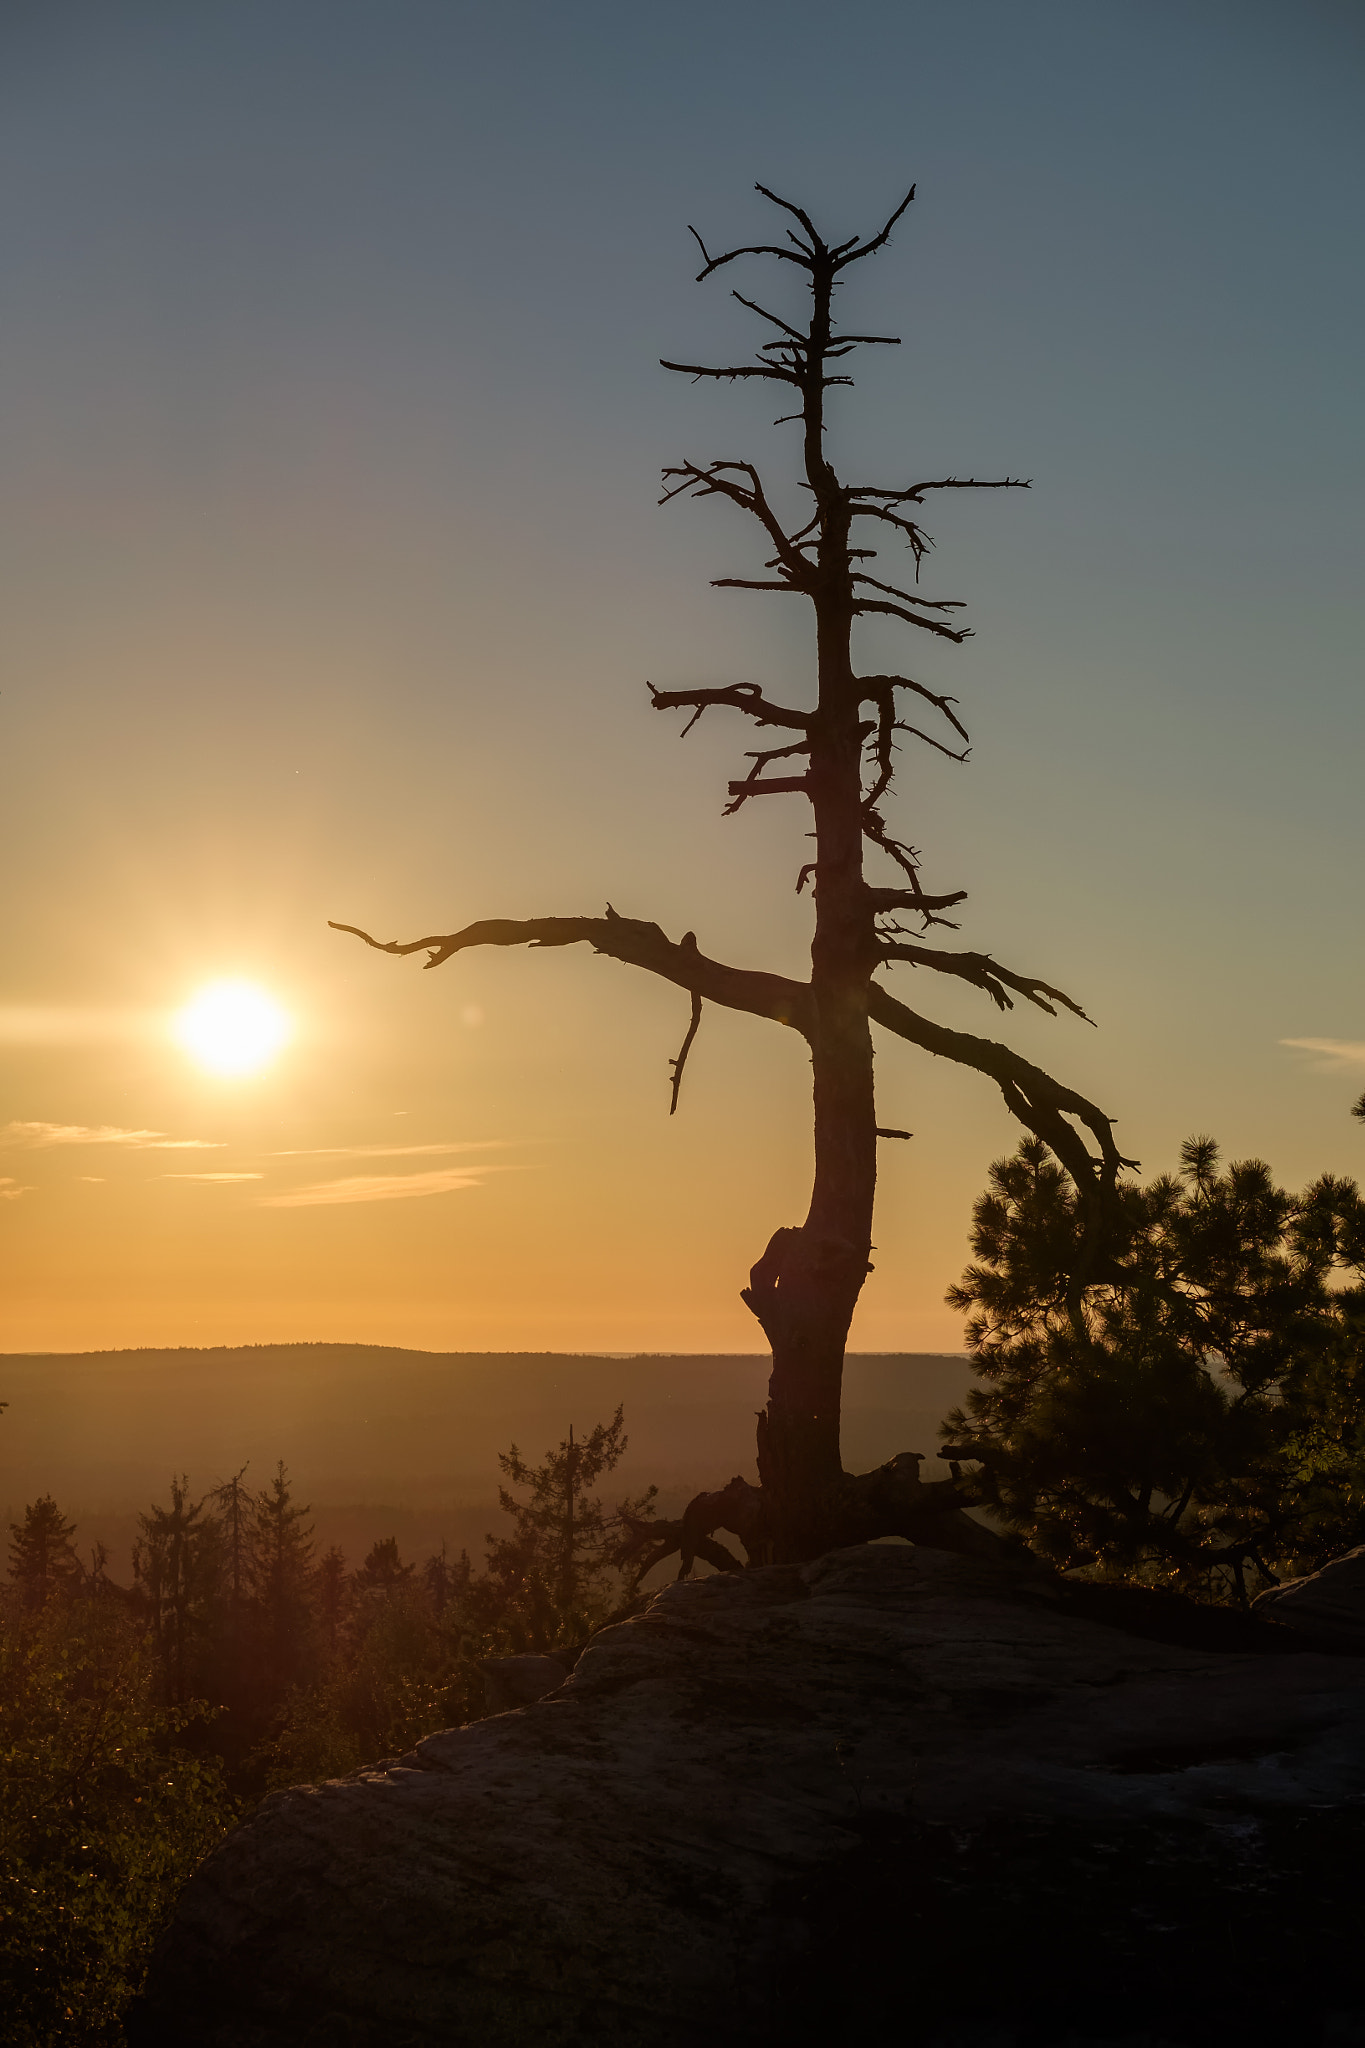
[133,1546,1365,2048]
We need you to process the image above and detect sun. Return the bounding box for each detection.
[173,981,292,1077]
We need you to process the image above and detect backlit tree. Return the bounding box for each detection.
[336,185,1124,1561]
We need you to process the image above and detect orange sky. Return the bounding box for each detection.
[2,3,1362,1357]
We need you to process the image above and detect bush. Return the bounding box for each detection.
[0,1587,235,2046]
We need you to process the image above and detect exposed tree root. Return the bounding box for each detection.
[617,1455,1012,1585]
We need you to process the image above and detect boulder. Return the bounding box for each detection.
[1253,1543,1365,1649]
[132,1546,1365,2048]
[478,1652,569,1714]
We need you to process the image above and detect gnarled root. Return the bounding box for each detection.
[615,1454,1011,1586]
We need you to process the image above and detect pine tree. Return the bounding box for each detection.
[943,1136,1365,1598]
[7,1496,79,1613]
[471,1409,656,1651]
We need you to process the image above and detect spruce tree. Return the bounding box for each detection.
[7,1497,79,1613]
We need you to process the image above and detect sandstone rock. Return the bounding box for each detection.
[132,1546,1365,2048]
[1253,1544,1365,1649]
[479,1652,569,1714]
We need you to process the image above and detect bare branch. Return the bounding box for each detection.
[857,673,970,745]
[852,597,972,643]
[745,739,811,770]
[730,290,806,343]
[833,186,916,267]
[660,460,813,582]
[648,681,810,733]
[893,723,971,763]
[848,477,1031,502]
[867,984,1131,1190]
[713,578,804,595]
[659,359,796,385]
[724,772,811,815]
[330,913,814,1036]
[865,884,970,914]
[878,943,1093,1021]
[752,184,825,253]
[851,503,935,573]
[668,970,704,1116]
[851,572,965,613]
[861,812,963,929]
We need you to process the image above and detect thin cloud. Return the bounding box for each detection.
[163,1172,264,1183]
[1280,1038,1365,1073]
[0,1177,30,1200]
[268,1140,505,1160]
[260,1167,486,1208]
[0,1121,222,1150]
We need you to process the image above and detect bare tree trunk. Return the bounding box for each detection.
[336,185,1124,1573]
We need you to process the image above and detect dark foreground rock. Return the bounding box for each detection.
[133,1546,1365,2048]
[1253,1542,1365,1649]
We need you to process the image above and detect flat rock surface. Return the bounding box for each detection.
[133,1546,1365,2048]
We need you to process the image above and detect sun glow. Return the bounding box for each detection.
[173,981,292,1077]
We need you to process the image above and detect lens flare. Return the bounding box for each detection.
[173,981,291,1077]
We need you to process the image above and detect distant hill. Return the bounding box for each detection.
[0,1344,976,1579]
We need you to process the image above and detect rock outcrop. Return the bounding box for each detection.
[133,1546,1365,2048]
[1253,1542,1365,1649]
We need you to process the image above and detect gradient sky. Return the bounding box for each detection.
[1,0,1361,1355]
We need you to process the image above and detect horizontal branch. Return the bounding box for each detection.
[648,681,810,733]
[724,773,810,814]
[851,573,964,613]
[330,911,815,1037]
[848,477,1031,502]
[865,884,970,914]
[878,944,1093,1021]
[853,597,972,642]
[659,358,796,385]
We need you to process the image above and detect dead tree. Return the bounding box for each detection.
[334,185,1129,1566]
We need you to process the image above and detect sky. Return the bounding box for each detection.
[0,0,1361,1356]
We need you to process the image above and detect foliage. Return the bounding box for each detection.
[258,1413,653,1787]
[945,1136,1365,1598]
[466,1407,657,1652]
[0,1585,235,2047]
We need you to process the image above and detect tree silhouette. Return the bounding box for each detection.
[133,1478,221,1706]
[8,1496,79,1612]
[335,184,1124,1562]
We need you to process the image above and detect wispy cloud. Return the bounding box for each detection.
[163,1172,264,1183]
[0,1122,222,1150]
[268,1141,505,1159]
[1280,1038,1365,1073]
[260,1167,486,1208]
[0,1177,30,1200]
